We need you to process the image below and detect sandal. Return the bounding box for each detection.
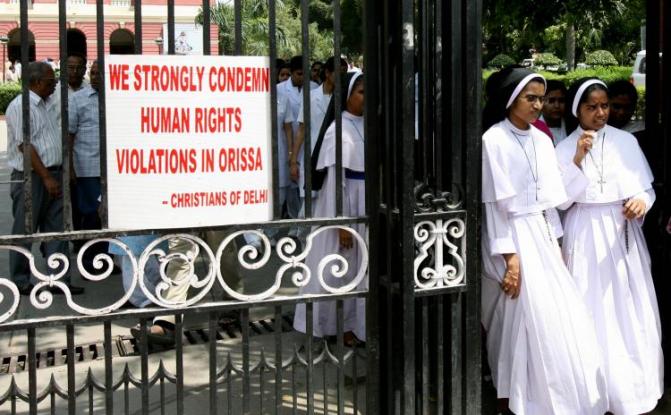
[130,321,176,347]
[344,331,364,348]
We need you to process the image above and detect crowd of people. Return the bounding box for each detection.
[9,51,668,413]
[3,58,96,84]
[138,55,367,346]
[3,53,368,349]
[481,66,662,414]
[6,54,101,296]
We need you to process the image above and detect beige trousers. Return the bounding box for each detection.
[155,230,240,325]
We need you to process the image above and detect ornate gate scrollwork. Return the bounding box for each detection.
[0,225,368,322]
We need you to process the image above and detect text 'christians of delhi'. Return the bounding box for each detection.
[107,62,271,210]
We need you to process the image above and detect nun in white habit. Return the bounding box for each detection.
[293,72,367,344]
[555,78,663,415]
[481,67,607,415]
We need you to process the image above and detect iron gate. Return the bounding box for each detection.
[364,1,482,413]
[0,0,484,414]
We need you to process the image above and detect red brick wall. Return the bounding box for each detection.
[0,20,219,60]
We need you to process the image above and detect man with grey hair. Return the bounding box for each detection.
[5,61,84,295]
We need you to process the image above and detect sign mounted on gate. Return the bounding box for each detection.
[105,55,273,229]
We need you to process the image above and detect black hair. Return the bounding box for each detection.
[482,65,544,131]
[323,56,348,73]
[276,59,289,75]
[289,56,303,72]
[608,79,638,103]
[311,72,364,190]
[565,77,609,134]
[545,80,567,95]
[311,61,323,69]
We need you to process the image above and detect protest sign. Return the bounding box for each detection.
[105,55,272,229]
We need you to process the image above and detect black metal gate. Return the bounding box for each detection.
[645,0,671,387]
[363,1,482,413]
[0,0,484,414]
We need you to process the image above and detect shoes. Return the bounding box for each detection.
[343,331,365,348]
[218,311,240,327]
[131,321,176,348]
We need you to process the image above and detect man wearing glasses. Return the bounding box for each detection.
[6,61,84,295]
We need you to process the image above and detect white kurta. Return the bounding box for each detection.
[297,85,331,198]
[555,125,663,415]
[482,119,607,415]
[293,111,367,341]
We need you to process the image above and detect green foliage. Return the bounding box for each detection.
[585,50,619,67]
[0,82,21,115]
[534,53,562,67]
[487,53,516,69]
[196,0,335,60]
[483,66,632,89]
[536,66,631,86]
[340,0,363,57]
[636,86,645,119]
[542,24,566,56]
[483,0,643,68]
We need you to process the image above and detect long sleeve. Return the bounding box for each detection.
[632,188,656,226]
[633,188,656,213]
[557,161,589,211]
[485,202,516,255]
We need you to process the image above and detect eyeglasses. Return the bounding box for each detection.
[520,94,546,104]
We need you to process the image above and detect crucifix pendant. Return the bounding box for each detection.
[597,178,606,193]
[536,185,541,201]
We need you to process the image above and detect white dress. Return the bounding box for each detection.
[293,111,367,340]
[482,119,607,415]
[556,125,663,415]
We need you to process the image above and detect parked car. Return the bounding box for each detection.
[521,58,534,68]
[631,50,646,88]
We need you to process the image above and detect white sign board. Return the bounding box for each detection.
[105,55,272,230]
[161,24,203,55]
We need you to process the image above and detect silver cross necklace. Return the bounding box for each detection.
[511,130,540,201]
[587,131,607,192]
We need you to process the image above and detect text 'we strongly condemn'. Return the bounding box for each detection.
[108,64,271,93]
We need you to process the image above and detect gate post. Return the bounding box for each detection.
[363,0,483,413]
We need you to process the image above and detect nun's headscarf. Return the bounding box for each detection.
[565,77,608,134]
[482,66,546,131]
[310,71,364,190]
[570,78,608,117]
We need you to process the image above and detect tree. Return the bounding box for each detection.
[196,0,336,60]
[482,0,642,68]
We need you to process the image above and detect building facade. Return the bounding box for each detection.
[0,0,219,62]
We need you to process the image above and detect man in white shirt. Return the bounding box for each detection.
[47,53,88,132]
[48,53,89,251]
[290,57,347,214]
[6,61,83,295]
[278,56,319,218]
